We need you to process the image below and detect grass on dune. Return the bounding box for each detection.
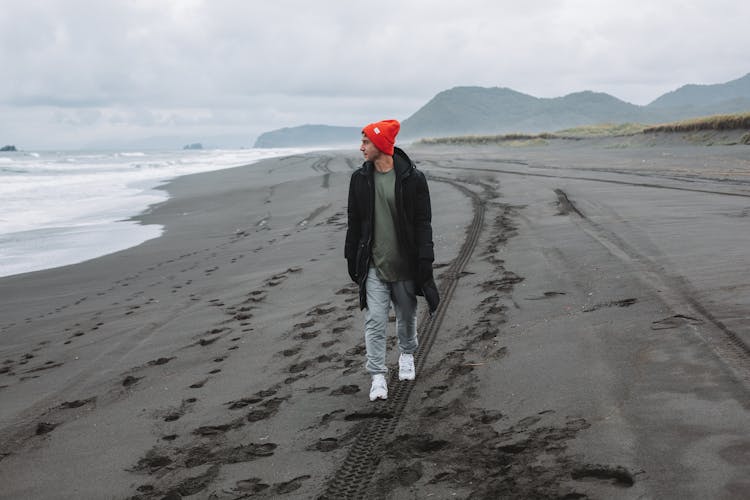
[643,112,750,133]
[416,133,557,146]
[415,123,644,146]
[416,113,750,146]
[555,123,647,136]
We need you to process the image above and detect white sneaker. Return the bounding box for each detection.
[399,353,415,381]
[369,374,388,401]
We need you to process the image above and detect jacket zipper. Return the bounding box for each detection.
[363,174,373,274]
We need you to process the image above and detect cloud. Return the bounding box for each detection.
[1,0,749,148]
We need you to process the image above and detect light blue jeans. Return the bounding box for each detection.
[364,267,418,375]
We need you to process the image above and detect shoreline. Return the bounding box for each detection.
[1,143,748,498]
[0,148,319,279]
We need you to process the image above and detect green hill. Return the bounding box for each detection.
[648,73,750,108]
[400,86,540,137]
[401,87,648,138]
[253,73,750,147]
[401,76,750,140]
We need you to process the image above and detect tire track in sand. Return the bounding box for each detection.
[320,176,486,498]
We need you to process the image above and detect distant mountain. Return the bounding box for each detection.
[400,87,649,138]
[399,87,538,137]
[648,73,750,108]
[400,74,750,139]
[253,125,360,148]
[254,73,750,146]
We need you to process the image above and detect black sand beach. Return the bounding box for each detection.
[1,138,749,499]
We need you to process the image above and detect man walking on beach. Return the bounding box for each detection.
[345,119,439,401]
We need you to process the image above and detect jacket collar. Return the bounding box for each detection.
[362,146,414,178]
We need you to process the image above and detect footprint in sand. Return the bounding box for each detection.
[189,379,208,389]
[233,310,253,321]
[311,438,339,452]
[147,357,175,366]
[471,409,504,424]
[288,359,313,373]
[233,478,270,495]
[582,297,637,312]
[307,386,330,394]
[272,475,312,494]
[230,474,310,496]
[424,385,448,399]
[571,464,635,487]
[36,422,59,435]
[245,290,267,303]
[651,314,703,330]
[131,450,174,474]
[226,397,263,410]
[345,345,366,357]
[57,397,96,410]
[314,408,345,428]
[330,385,360,396]
[281,347,302,357]
[294,330,320,340]
[525,291,567,300]
[192,420,245,436]
[196,336,220,347]
[122,375,143,388]
[160,398,197,422]
[308,304,336,316]
[294,319,316,329]
[342,359,360,375]
[246,397,288,422]
[474,326,499,341]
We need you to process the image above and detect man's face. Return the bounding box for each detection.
[360,134,381,162]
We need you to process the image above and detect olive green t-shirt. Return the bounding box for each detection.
[372,168,410,282]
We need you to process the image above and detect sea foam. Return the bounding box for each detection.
[0,147,313,277]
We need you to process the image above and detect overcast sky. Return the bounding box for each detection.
[1,0,749,149]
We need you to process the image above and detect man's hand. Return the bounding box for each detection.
[347,258,358,283]
[418,259,433,284]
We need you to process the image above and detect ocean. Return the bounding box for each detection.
[0,148,313,278]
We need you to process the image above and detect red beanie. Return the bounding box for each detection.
[362,119,400,156]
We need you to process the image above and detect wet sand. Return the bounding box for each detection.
[1,138,749,499]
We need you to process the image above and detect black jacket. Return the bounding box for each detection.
[345,147,440,313]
